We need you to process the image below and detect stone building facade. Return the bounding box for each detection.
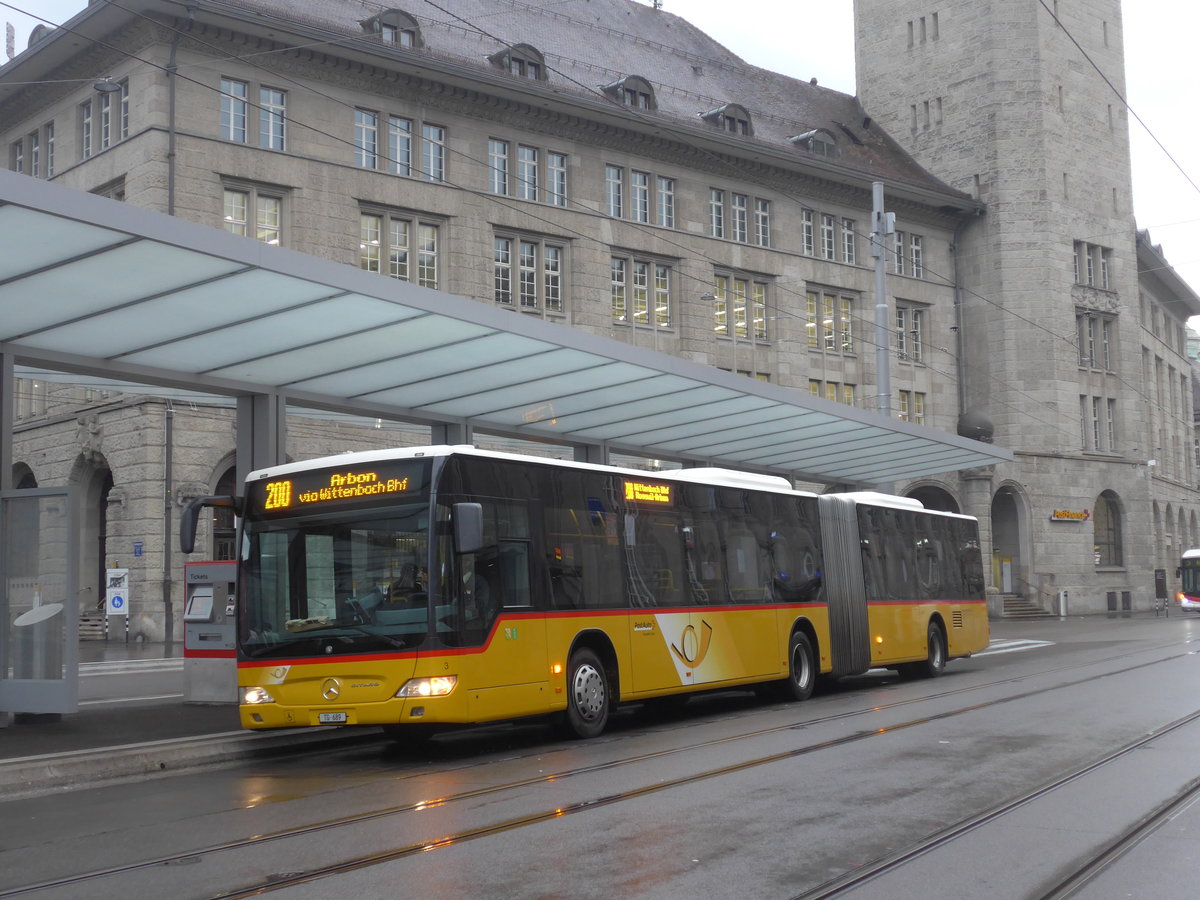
[2,0,1197,637]
[855,0,1200,614]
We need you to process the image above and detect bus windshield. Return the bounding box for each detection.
[240,502,431,658]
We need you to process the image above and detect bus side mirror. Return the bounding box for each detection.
[181,495,240,554]
[453,502,484,554]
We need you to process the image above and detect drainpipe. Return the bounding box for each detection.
[162,402,174,644]
[167,7,195,216]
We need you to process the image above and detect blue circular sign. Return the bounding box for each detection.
[111,595,124,609]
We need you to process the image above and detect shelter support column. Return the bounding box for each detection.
[431,421,472,445]
[236,393,288,488]
[573,442,608,466]
[0,351,12,492]
[0,352,10,726]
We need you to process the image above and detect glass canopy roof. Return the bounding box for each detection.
[0,171,1011,485]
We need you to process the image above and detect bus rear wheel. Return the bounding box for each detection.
[565,648,610,738]
[905,622,946,679]
[783,631,816,701]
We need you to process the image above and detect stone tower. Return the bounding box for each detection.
[855,1,1198,609]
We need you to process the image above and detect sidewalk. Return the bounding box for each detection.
[1,641,379,799]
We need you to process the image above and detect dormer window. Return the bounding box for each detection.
[489,44,548,81]
[789,128,838,158]
[361,9,423,50]
[699,103,753,136]
[603,76,656,110]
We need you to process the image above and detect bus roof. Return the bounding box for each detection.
[243,445,973,519]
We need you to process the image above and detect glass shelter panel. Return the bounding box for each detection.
[1,488,78,715]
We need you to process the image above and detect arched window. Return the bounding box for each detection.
[699,103,753,136]
[789,128,838,158]
[1093,490,1123,567]
[489,43,547,81]
[603,75,656,110]
[213,466,238,561]
[360,9,422,49]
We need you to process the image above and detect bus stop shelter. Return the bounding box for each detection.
[0,170,1012,719]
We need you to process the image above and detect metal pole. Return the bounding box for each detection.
[871,182,892,421]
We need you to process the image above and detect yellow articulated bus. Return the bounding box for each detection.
[182,445,988,741]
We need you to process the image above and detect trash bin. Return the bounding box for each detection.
[12,603,65,680]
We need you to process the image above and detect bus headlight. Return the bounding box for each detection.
[243,686,276,705]
[396,676,457,698]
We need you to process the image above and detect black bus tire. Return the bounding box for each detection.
[784,631,816,701]
[908,622,946,679]
[565,647,610,738]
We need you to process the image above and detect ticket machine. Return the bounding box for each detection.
[183,561,237,703]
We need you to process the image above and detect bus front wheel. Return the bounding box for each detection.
[784,631,816,701]
[565,647,610,738]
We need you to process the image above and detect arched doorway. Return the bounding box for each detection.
[990,486,1025,595]
[906,485,960,514]
[72,458,114,616]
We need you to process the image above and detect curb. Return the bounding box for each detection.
[0,726,383,801]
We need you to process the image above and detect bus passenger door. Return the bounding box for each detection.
[624,509,692,695]
[460,501,549,714]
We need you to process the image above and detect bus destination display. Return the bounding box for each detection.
[624,481,671,504]
[251,460,426,516]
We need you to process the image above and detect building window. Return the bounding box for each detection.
[259,88,286,150]
[897,390,926,424]
[604,75,656,109]
[365,10,423,48]
[709,189,725,238]
[99,92,112,150]
[657,177,675,228]
[605,165,624,218]
[421,124,445,182]
[820,214,836,260]
[755,199,771,247]
[27,132,39,177]
[1077,311,1115,369]
[809,380,856,406]
[223,186,282,245]
[220,78,248,143]
[494,235,565,313]
[714,274,768,340]
[119,79,130,140]
[361,113,443,180]
[896,305,925,362]
[1093,490,1123,566]
[801,209,814,256]
[731,194,749,243]
[387,116,412,175]
[360,210,439,288]
[842,218,856,264]
[380,23,416,47]
[489,44,547,80]
[548,152,568,207]
[893,230,906,274]
[355,109,378,169]
[612,256,671,326]
[79,99,93,159]
[631,171,650,223]
[806,289,855,354]
[44,122,55,177]
[1075,241,1114,288]
[9,138,22,173]
[517,146,539,201]
[488,139,509,195]
[909,234,924,278]
[700,103,753,136]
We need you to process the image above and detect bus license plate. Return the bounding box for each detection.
[318,712,348,724]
